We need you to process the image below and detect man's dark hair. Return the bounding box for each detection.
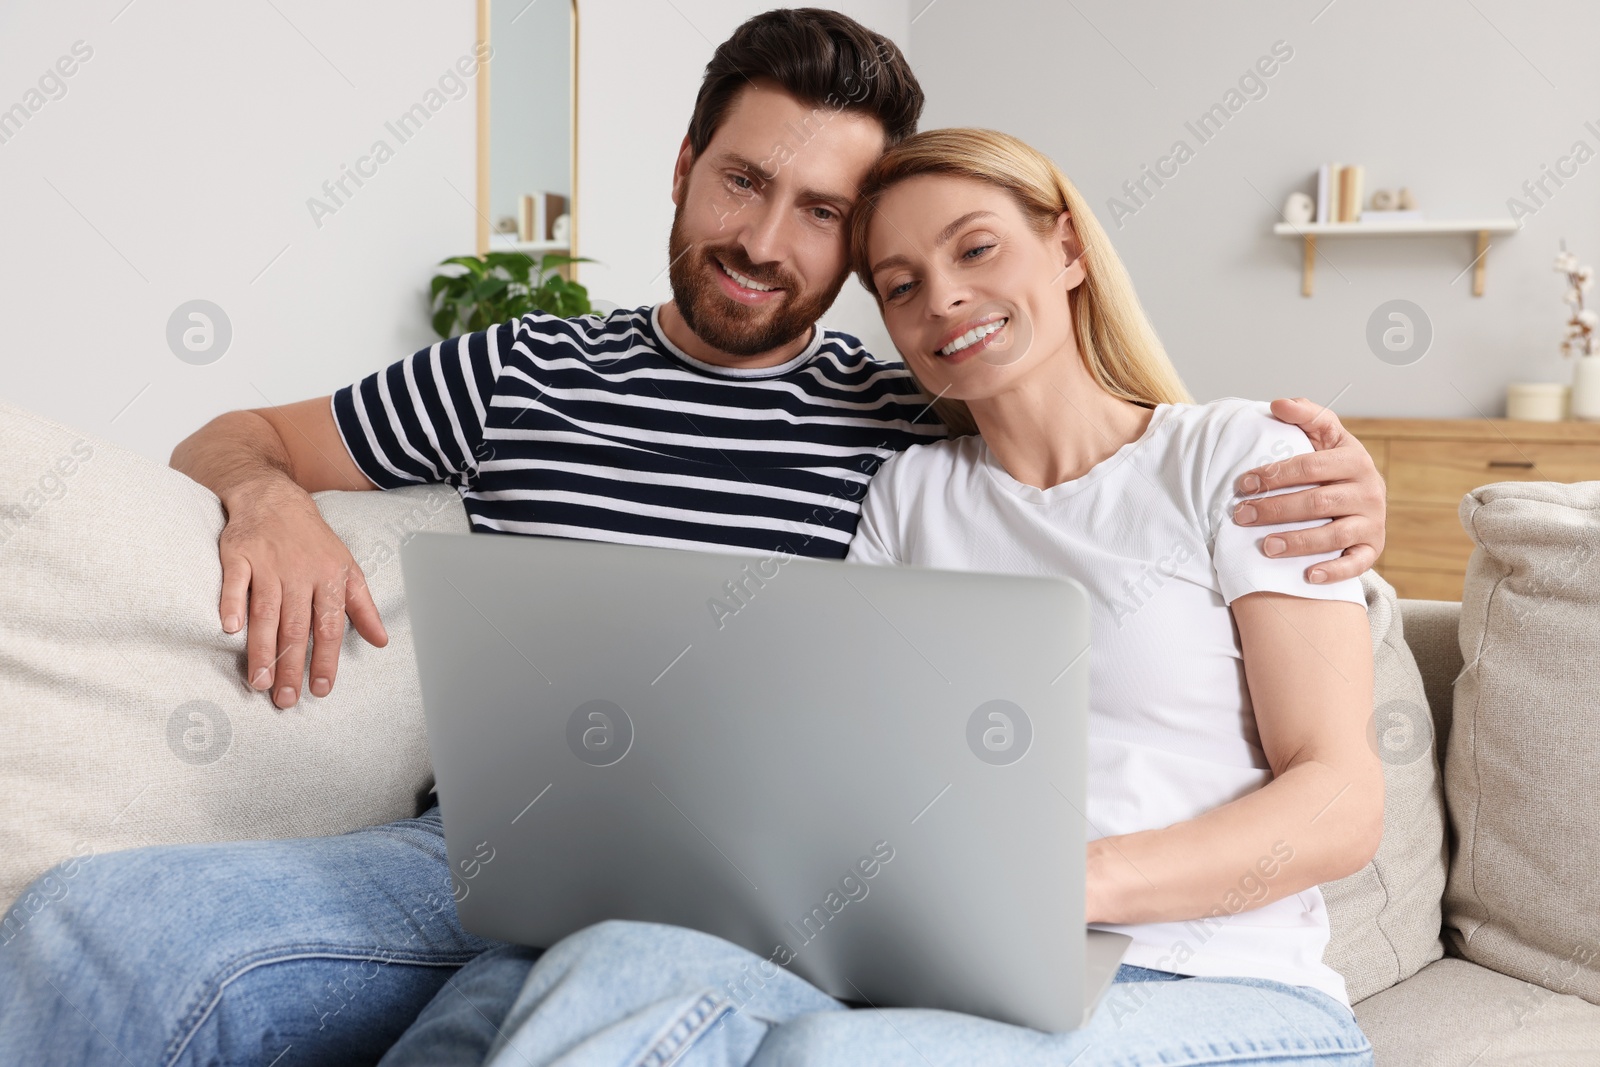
[686,8,923,158]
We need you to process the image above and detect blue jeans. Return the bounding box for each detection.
[382,920,1374,1067]
[0,805,505,1065]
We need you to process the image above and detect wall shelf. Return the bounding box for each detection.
[487,236,570,254]
[1271,219,1518,297]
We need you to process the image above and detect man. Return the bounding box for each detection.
[0,9,1385,1064]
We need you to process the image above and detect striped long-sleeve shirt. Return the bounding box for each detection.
[331,304,948,559]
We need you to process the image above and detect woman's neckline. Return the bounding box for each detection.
[978,403,1175,504]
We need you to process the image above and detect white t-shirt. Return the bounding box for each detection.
[846,398,1367,1007]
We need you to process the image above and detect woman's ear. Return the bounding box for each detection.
[1055,210,1088,291]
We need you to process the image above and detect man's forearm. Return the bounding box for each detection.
[170,410,306,512]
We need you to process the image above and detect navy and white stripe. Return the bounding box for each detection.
[331,305,947,558]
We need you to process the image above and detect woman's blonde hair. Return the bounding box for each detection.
[848,127,1191,434]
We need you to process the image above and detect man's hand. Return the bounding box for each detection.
[172,399,386,708]
[1231,397,1386,585]
[218,477,388,709]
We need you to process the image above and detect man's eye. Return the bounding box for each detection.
[729,174,754,191]
[811,206,838,222]
[887,280,913,300]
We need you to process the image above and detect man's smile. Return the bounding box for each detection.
[712,256,786,305]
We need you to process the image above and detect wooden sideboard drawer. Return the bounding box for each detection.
[1345,418,1600,602]
[1387,440,1600,504]
[1380,504,1475,571]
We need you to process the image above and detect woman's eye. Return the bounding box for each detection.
[886,280,913,300]
[962,244,994,261]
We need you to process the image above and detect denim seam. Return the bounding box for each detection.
[1121,1043,1371,1066]
[162,944,481,1066]
[1122,1026,1372,1066]
[631,991,734,1067]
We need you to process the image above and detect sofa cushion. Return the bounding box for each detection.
[1394,598,1464,749]
[0,399,469,914]
[1354,957,1600,1066]
[1445,480,1600,1004]
[1319,573,1448,1003]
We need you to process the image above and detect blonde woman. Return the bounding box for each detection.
[379,129,1381,1067]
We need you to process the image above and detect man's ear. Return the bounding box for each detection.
[1055,210,1088,291]
[671,135,695,207]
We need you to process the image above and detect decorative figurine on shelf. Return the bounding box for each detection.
[494,216,519,235]
[1557,241,1600,420]
[1357,186,1421,223]
[1283,191,1314,226]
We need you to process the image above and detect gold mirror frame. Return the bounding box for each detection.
[474,0,579,264]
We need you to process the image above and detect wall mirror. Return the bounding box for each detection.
[475,0,577,261]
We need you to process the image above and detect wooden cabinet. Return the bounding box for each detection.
[1344,418,1600,601]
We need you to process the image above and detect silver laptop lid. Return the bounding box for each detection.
[401,531,1112,1031]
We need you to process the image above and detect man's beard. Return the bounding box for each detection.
[666,200,846,359]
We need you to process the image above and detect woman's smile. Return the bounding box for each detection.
[935,315,1009,362]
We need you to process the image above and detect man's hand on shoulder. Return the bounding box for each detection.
[1231,397,1387,585]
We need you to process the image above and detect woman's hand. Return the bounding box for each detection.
[1232,398,1386,585]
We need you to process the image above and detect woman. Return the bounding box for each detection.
[382,129,1382,1067]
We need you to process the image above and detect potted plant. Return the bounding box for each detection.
[1557,242,1600,420]
[430,252,595,338]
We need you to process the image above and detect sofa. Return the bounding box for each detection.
[2,397,1597,1065]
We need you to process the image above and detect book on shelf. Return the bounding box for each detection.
[518,192,570,243]
[1316,162,1336,224]
[542,193,567,241]
[519,194,543,244]
[1337,164,1364,223]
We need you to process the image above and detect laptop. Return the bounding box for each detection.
[400,531,1130,1032]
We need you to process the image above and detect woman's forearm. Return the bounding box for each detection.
[1085,755,1382,925]
[1087,593,1382,927]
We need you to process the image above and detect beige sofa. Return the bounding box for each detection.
[2,398,1597,1064]
[1339,481,1600,1065]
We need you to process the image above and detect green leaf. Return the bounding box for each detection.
[440,255,487,277]
[475,276,511,301]
[485,251,535,280]
[432,251,594,329]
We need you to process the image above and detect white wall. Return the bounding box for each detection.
[911,0,1600,417]
[0,0,486,462]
